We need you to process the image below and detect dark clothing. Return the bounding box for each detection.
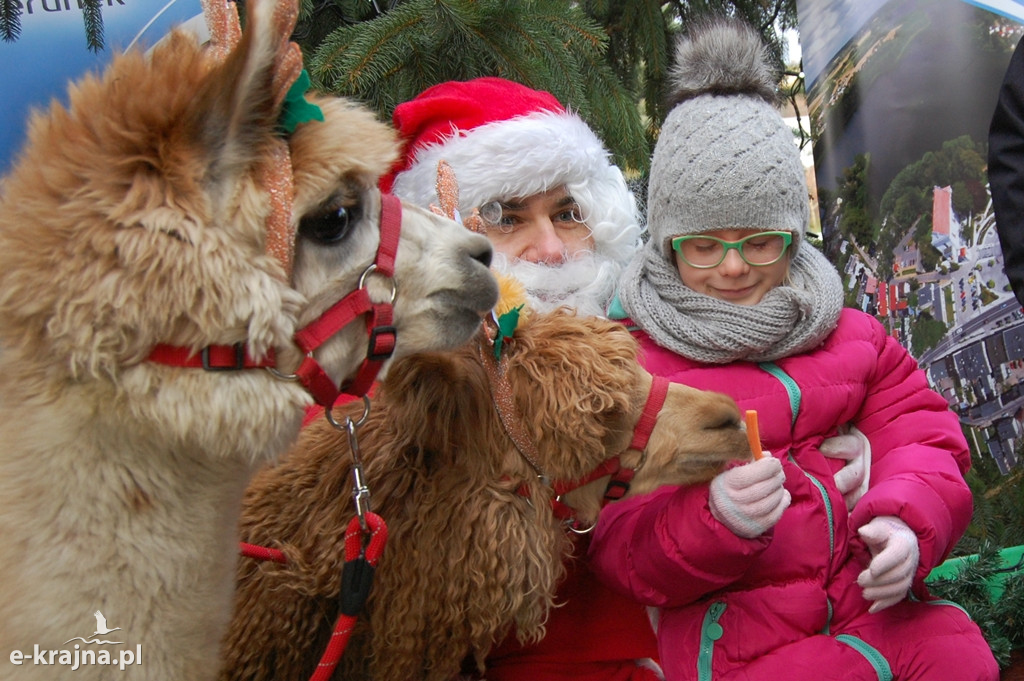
[989,36,1024,306]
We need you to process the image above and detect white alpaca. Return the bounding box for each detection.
[0,0,496,679]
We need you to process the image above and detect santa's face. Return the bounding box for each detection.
[478,187,595,264]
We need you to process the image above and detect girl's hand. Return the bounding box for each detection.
[708,456,790,538]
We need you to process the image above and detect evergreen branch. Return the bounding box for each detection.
[1,0,21,43]
[632,0,674,129]
[311,5,422,93]
[81,0,105,52]
[629,0,670,76]
[928,542,1024,668]
[434,0,540,81]
[510,24,577,91]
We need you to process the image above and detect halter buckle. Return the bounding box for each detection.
[366,325,397,362]
[201,343,246,371]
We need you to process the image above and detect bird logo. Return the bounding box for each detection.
[92,611,121,637]
[63,611,123,645]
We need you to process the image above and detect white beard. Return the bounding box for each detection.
[492,251,622,319]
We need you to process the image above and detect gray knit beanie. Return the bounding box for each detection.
[648,18,808,258]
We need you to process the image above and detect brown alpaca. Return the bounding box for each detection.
[222,309,750,681]
[0,1,496,679]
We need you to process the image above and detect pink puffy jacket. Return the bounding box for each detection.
[589,308,979,680]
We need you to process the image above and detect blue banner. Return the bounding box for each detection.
[0,0,204,175]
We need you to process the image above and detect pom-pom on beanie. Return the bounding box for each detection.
[382,77,641,262]
[647,18,808,257]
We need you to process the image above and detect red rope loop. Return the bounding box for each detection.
[309,512,388,681]
[344,512,388,564]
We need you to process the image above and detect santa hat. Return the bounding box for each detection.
[384,77,641,261]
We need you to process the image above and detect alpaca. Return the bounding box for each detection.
[222,308,751,681]
[0,0,496,679]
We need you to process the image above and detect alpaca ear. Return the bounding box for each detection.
[377,350,493,454]
[192,0,299,195]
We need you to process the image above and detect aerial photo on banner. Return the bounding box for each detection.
[797,0,1024,475]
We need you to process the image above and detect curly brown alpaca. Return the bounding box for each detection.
[222,310,750,681]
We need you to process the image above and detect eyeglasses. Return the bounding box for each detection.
[670,231,793,268]
[476,199,588,236]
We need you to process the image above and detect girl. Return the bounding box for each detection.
[593,19,999,681]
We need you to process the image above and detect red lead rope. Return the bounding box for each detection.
[238,512,388,681]
[309,512,388,681]
[239,542,287,564]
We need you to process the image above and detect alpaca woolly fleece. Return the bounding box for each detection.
[221,309,749,681]
[0,1,496,678]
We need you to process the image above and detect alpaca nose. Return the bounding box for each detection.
[472,240,493,269]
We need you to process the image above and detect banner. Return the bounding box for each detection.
[797,0,1024,475]
[0,0,204,175]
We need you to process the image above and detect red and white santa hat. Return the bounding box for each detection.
[383,77,641,261]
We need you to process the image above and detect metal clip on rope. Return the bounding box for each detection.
[348,421,372,533]
[325,395,372,532]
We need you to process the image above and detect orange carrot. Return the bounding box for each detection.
[745,410,765,460]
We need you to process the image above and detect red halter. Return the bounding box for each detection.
[288,193,401,407]
[147,193,402,408]
[538,375,669,522]
[552,375,670,504]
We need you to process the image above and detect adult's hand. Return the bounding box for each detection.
[820,426,871,511]
[857,515,919,613]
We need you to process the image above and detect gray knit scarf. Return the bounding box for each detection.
[618,242,844,364]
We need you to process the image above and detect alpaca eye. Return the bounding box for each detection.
[299,201,361,245]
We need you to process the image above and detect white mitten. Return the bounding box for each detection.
[708,456,790,538]
[820,426,871,511]
[857,515,919,613]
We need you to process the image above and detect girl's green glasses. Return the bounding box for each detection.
[671,231,793,268]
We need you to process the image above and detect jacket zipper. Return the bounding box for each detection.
[835,634,894,681]
[759,362,838,634]
[697,601,727,681]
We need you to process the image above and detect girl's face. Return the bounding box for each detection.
[671,228,792,306]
